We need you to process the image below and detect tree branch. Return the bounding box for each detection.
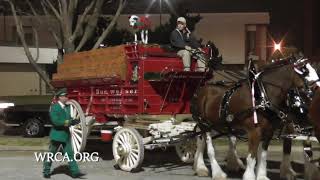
[27,0,62,48]
[93,0,126,49]
[70,0,96,42]
[75,0,104,52]
[68,0,78,17]
[33,27,40,62]
[43,0,62,22]
[57,0,62,14]
[6,0,55,91]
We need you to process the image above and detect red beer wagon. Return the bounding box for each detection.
[51,43,217,171]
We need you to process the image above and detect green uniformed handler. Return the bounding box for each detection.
[43,88,85,178]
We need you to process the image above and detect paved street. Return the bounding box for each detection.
[0,139,311,180]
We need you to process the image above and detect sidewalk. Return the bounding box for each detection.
[0,145,48,151]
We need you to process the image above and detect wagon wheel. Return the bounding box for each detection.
[113,128,144,172]
[175,138,197,163]
[66,99,88,154]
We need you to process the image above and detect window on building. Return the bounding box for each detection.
[12,26,34,46]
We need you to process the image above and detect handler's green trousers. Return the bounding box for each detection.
[43,140,80,176]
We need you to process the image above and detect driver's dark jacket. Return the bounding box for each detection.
[170,29,200,51]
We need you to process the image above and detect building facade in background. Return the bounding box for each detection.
[0,11,269,96]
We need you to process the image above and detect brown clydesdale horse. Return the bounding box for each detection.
[191,58,307,180]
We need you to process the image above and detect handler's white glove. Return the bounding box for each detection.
[294,63,319,82]
[306,63,320,82]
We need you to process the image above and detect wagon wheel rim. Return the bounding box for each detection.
[66,100,88,154]
[113,128,144,171]
[175,138,197,163]
[26,121,40,136]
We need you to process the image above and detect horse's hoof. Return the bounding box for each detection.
[280,173,297,180]
[280,167,297,180]
[256,176,270,180]
[196,168,209,177]
[212,172,227,180]
[243,174,256,180]
[226,157,245,172]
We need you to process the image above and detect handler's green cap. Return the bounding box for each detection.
[55,88,68,97]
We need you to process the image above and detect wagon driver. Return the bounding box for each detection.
[170,17,205,72]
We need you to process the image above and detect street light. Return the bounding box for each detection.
[274,43,281,51]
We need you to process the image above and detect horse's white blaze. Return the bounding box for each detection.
[256,143,269,180]
[243,154,256,180]
[205,132,227,179]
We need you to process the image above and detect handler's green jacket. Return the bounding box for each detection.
[49,102,72,142]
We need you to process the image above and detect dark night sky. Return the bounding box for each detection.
[0,0,309,49]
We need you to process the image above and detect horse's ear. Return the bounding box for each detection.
[128,16,131,19]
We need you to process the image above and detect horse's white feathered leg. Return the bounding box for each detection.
[194,134,209,177]
[206,132,227,180]
[243,154,256,180]
[256,143,270,180]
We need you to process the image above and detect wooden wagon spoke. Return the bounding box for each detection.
[73,130,82,143]
[128,155,134,167]
[119,134,126,145]
[130,152,138,160]
[124,132,130,144]
[116,139,125,147]
[71,134,78,153]
[72,133,81,151]
[73,128,82,135]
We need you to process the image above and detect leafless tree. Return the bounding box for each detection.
[4,0,127,91]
